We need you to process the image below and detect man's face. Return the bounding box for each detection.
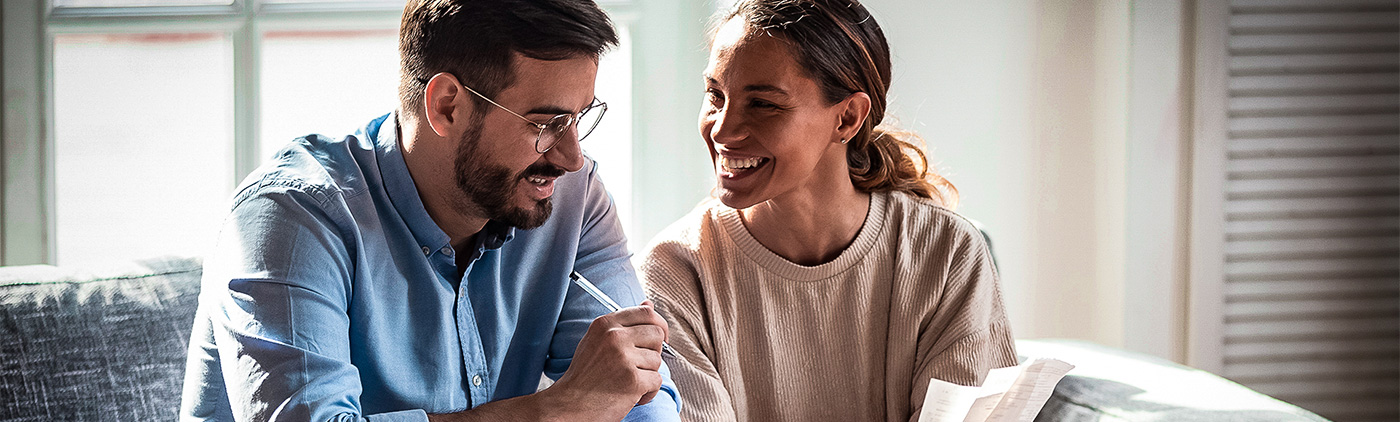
[448,54,595,229]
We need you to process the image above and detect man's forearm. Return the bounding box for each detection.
[425,386,628,422]
[426,392,552,422]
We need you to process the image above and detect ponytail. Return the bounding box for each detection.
[847,125,958,209]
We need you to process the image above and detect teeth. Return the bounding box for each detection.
[720,156,765,170]
[527,176,548,184]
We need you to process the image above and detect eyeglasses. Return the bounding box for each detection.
[418,76,607,154]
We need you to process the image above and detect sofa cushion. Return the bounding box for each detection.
[0,256,202,422]
[1020,339,1330,422]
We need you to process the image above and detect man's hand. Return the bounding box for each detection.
[545,300,671,420]
[427,301,670,422]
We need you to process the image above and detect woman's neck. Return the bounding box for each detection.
[739,182,871,267]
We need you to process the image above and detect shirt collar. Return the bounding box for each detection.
[371,112,516,254]
[371,112,452,253]
[479,220,516,250]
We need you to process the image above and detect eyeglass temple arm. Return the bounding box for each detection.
[458,84,547,129]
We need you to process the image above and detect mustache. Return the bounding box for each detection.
[520,162,566,179]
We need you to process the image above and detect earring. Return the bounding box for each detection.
[840,138,850,144]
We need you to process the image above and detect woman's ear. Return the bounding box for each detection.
[423,72,465,138]
[834,91,872,143]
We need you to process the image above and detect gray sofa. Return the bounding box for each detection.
[0,256,1330,421]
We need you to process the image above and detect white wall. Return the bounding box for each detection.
[628,0,716,251]
[865,0,1136,350]
[1125,0,1192,363]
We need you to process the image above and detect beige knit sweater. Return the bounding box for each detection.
[638,191,1018,422]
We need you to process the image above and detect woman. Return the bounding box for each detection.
[637,0,1017,420]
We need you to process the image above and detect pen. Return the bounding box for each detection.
[569,271,680,358]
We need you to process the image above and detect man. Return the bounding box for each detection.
[179,1,680,421]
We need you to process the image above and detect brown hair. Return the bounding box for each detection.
[725,0,958,208]
[397,0,618,117]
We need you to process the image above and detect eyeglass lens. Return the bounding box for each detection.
[535,102,607,153]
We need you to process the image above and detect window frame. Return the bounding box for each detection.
[0,0,684,265]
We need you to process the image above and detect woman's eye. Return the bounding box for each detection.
[705,89,724,104]
[750,99,779,110]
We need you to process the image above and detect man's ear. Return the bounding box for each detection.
[423,72,465,138]
[834,91,872,143]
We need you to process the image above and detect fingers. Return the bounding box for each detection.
[637,390,658,406]
[556,325,666,416]
[634,368,663,406]
[601,303,666,329]
[601,302,671,345]
[586,318,667,356]
[563,300,670,410]
[640,300,670,345]
[631,346,663,371]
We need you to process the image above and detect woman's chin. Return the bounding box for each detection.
[716,187,763,210]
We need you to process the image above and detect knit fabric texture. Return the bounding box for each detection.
[639,191,1018,422]
[0,256,202,422]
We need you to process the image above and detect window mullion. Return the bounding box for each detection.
[1,0,51,265]
[233,5,259,188]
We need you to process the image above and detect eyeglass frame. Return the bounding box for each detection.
[416,75,608,154]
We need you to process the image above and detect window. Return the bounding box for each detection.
[53,32,235,265]
[3,0,643,266]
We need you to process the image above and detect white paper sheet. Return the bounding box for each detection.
[917,358,1075,422]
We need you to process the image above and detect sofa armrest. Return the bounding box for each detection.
[0,256,204,421]
[1018,339,1330,422]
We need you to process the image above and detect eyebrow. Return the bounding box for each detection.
[706,76,791,97]
[523,105,578,117]
[743,84,789,96]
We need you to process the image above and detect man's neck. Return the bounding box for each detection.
[397,112,489,248]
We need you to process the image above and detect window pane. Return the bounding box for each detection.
[261,0,401,4]
[53,33,234,266]
[587,25,634,246]
[260,30,400,159]
[52,0,231,7]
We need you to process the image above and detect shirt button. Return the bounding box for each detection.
[421,246,430,255]
[472,375,483,386]
[441,246,453,256]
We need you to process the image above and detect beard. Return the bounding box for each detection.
[452,122,565,230]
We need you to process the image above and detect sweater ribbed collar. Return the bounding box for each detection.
[714,191,890,282]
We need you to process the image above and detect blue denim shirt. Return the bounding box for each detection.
[180,113,681,421]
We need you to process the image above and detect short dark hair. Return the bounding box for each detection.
[397,0,619,117]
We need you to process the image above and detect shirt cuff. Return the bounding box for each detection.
[621,383,682,422]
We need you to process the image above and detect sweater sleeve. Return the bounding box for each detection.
[906,218,1019,421]
[638,240,739,422]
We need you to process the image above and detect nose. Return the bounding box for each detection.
[542,129,586,172]
[705,104,746,146]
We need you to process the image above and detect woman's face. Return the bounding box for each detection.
[700,19,850,210]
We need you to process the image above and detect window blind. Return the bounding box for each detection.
[1219,1,1399,421]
